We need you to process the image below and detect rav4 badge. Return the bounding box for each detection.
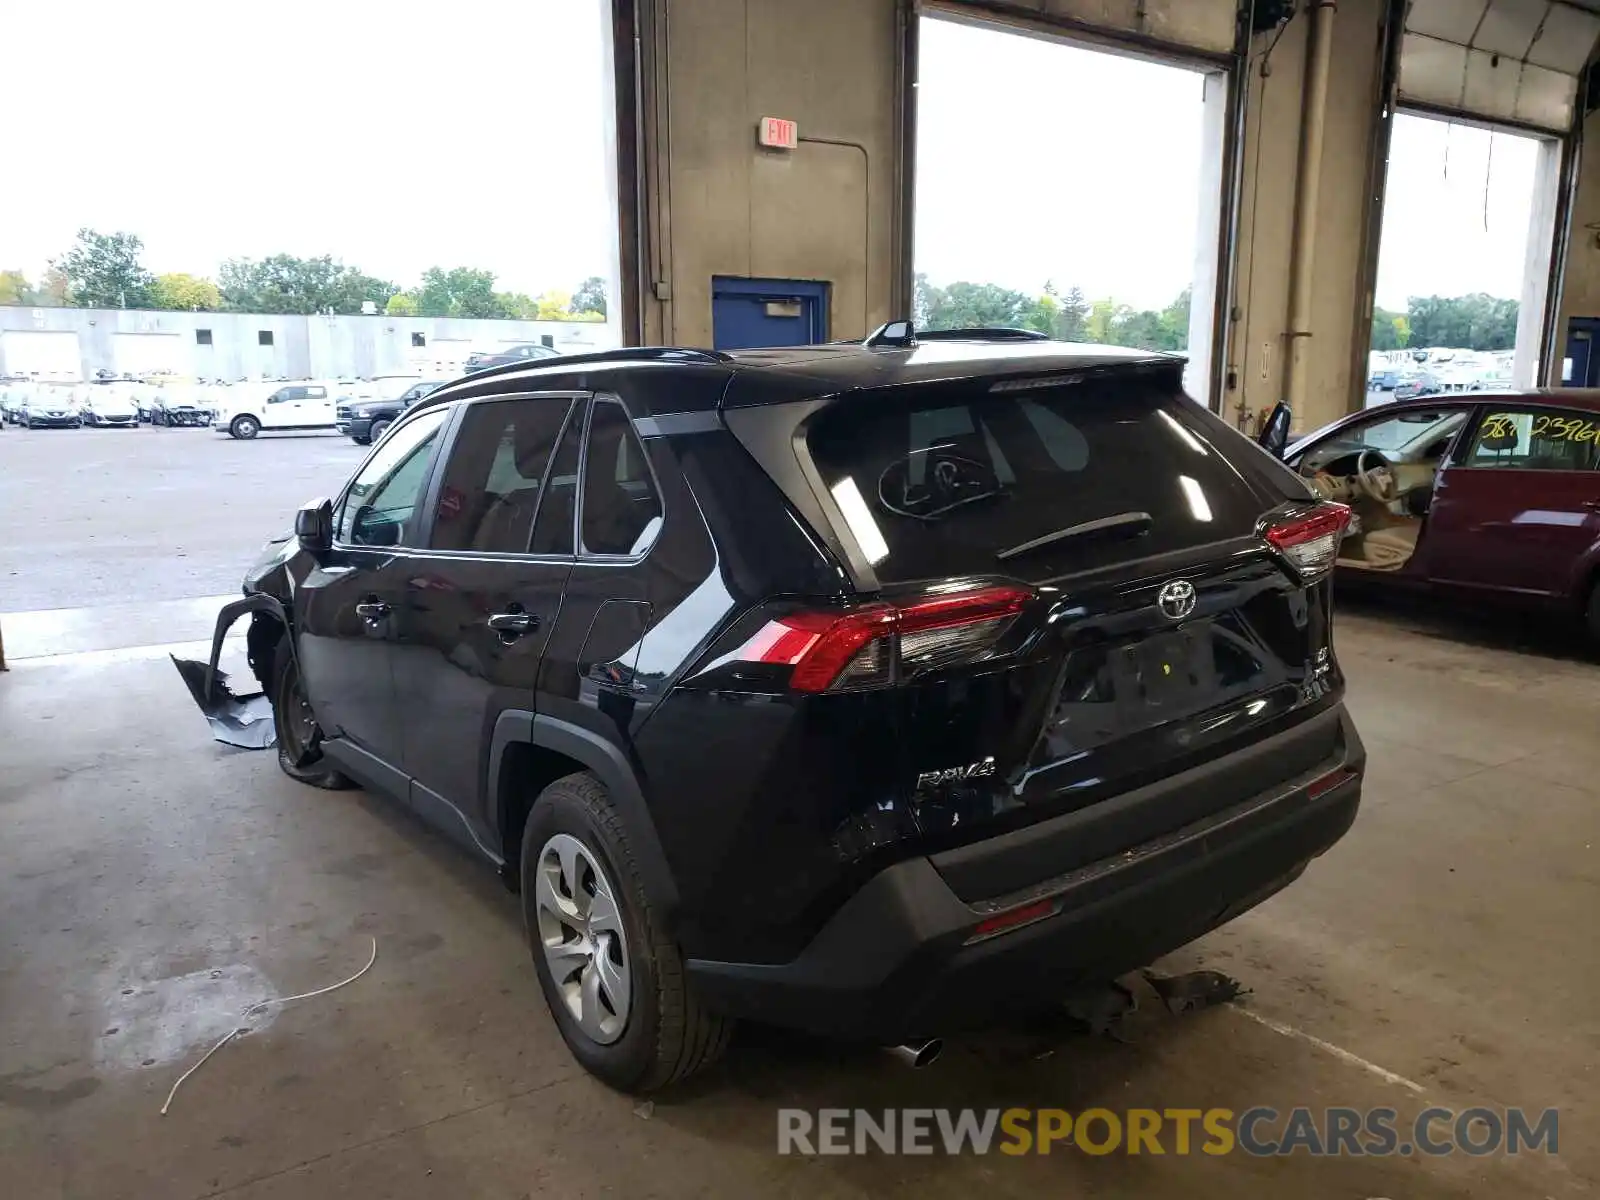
[915,757,997,793]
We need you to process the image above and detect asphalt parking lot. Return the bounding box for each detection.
[0,424,361,614]
[1,417,1596,1198]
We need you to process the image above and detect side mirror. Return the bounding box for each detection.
[295,497,334,554]
[1258,402,1292,459]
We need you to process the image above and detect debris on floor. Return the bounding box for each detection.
[160,937,378,1116]
[1142,968,1250,1015]
[1061,980,1139,1039]
[170,654,276,749]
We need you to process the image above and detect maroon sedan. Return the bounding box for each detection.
[1280,390,1600,635]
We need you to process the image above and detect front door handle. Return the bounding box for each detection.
[355,600,392,622]
[487,611,539,636]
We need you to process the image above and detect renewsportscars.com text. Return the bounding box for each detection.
[777,1106,1559,1157]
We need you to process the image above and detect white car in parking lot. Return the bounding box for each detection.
[214,381,337,439]
[78,380,142,427]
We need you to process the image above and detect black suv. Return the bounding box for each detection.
[180,330,1365,1092]
[335,378,447,445]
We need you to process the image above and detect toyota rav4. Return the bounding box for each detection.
[177,328,1365,1092]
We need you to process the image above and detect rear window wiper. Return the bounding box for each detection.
[996,511,1152,562]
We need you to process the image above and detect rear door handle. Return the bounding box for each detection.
[487,612,539,636]
[355,600,392,622]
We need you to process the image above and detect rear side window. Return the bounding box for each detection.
[1464,408,1600,471]
[581,400,663,556]
[805,376,1267,582]
[429,396,571,553]
[529,406,584,555]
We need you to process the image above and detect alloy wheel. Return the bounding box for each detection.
[534,832,632,1044]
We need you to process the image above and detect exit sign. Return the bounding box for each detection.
[758,116,798,150]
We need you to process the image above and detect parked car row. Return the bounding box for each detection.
[0,377,222,430]
[1,373,453,440]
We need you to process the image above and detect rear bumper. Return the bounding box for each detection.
[687,706,1364,1043]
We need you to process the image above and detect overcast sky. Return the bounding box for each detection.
[1,0,615,297]
[1373,113,1541,310]
[2,4,1543,315]
[914,16,1207,311]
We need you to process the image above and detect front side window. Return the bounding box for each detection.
[581,400,663,556]
[1295,407,1469,473]
[428,396,572,554]
[1464,408,1600,471]
[336,408,447,546]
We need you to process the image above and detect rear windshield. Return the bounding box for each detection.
[805,375,1268,583]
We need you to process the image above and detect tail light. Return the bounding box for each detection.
[740,585,1032,693]
[1263,503,1350,581]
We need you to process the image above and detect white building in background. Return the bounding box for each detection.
[0,306,622,382]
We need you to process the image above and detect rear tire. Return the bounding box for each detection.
[1585,581,1600,648]
[269,638,351,790]
[521,773,731,1092]
[230,414,260,440]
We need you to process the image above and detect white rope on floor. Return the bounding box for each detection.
[159,936,378,1116]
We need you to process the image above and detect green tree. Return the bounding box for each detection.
[571,275,607,318]
[385,292,419,316]
[1020,291,1060,337]
[416,267,507,318]
[1405,293,1518,351]
[1056,285,1089,342]
[53,228,154,308]
[336,270,401,314]
[0,270,36,305]
[217,255,397,315]
[918,279,1033,329]
[151,272,222,311]
[1370,306,1408,351]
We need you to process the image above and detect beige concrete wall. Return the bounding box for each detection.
[1227,0,1388,437]
[1554,109,1600,377]
[642,0,903,345]
[636,0,1396,435]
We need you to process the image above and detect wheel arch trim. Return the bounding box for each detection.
[488,710,679,912]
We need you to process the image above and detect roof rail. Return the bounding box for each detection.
[861,322,1053,349]
[444,345,732,387]
[919,327,1049,342]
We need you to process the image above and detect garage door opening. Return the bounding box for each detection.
[913,12,1229,406]
[1368,111,1557,404]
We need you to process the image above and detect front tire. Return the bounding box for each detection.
[368,418,391,443]
[351,434,371,446]
[230,414,260,440]
[522,774,731,1092]
[269,638,351,789]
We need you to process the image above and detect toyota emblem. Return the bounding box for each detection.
[1157,579,1197,621]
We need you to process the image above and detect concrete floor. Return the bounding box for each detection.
[2,424,1596,1196]
[1,602,1595,1199]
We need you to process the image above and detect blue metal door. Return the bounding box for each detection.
[1564,318,1600,387]
[711,276,830,350]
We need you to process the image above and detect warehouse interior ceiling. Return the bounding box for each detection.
[924,0,1237,56]
[1400,0,1600,131]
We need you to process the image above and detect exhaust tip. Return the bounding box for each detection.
[885,1039,944,1069]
